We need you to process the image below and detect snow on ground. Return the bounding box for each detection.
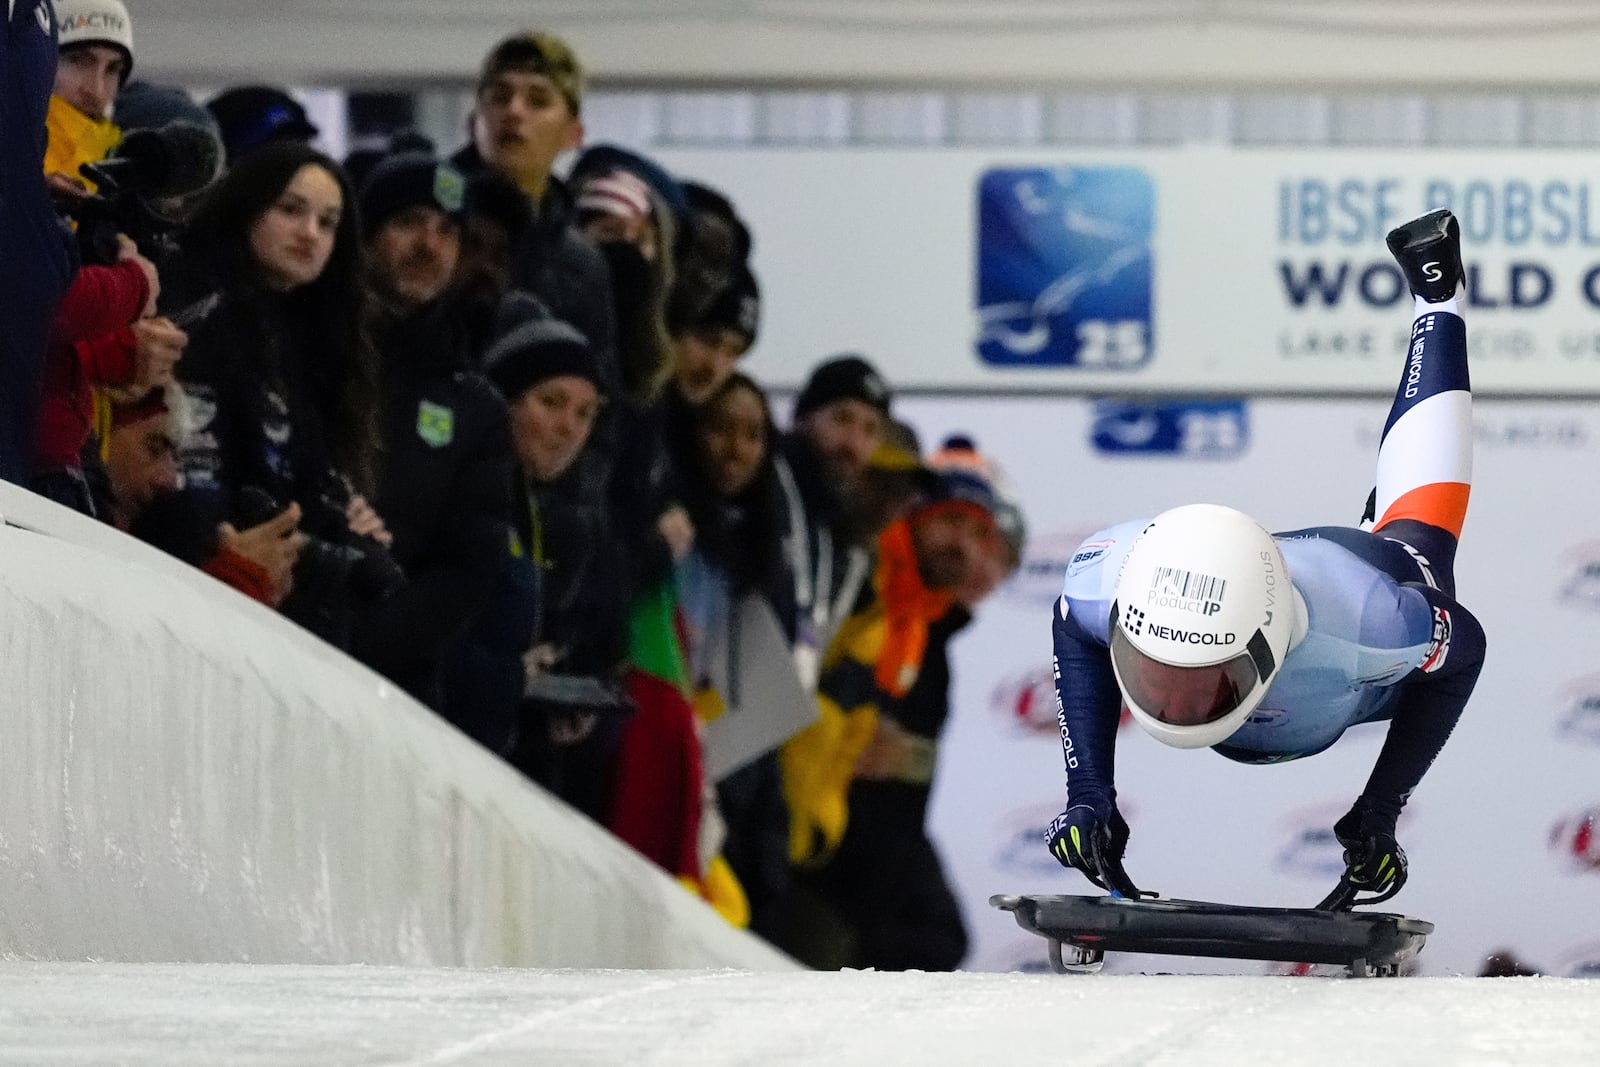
[0,964,1595,1066]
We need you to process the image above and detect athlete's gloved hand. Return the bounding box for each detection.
[1317,802,1408,911]
[1046,802,1141,898]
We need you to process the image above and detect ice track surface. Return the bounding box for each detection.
[1,964,1596,1065]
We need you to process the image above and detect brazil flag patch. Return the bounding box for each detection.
[417,400,455,448]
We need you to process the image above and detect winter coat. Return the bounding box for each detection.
[354,302,516,709]
[35,260,149,473]
[143,286,398,651]
[779,517,954,868]
[1,0,76,483]
[448,144,617,397]
[775,432,875,689]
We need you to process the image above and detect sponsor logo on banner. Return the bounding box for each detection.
[1548,808,1600,873]
[1559,541,1600,610]
[976,166,1154,369]
[1358,413,1594,451]
[1554,944,1600,979]
[1000,527,1102,606]
[994,802,1137,877]
[990,667,1135,737]
[1555,674,1600,744]
[995,804,1080,876]
[1090,399,1250,458]
[990,667,1061,737]
[1274,802,1415,880]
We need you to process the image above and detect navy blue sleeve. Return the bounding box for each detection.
[1051,598,1124,810]
[1356,583,1486,823]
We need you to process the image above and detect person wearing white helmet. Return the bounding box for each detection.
[1046,209,1487,911]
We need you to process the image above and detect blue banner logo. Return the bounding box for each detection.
[1090,399,1250,458]
[977,166,1155,369]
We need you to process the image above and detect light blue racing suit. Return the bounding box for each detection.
[1051,519,1485,822]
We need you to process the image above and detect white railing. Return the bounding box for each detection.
[0,482,795,970]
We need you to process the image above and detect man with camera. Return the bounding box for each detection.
[36,0,188,515]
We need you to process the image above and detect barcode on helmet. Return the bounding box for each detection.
[1151,566,1226,603]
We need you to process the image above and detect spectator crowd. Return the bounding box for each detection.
[2,1,1028,970]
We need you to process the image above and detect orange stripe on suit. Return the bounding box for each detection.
[1375,481,1471,539]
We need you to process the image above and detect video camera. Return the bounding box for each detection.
[62,121,222,266]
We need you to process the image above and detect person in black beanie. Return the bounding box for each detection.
[205,85,318,165]
[352,149,518,713]
[776,353,893,688]
[669,264,759,407]
[445,318,630,817]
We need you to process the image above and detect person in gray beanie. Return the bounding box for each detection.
[444,314,631,816]
[114,81,220,139]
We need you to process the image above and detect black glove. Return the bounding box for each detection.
[1046,803,1141,897]
[1317,802,1408,911]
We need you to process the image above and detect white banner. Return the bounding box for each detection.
[655,146,1600,397]
[885,394,1600,977]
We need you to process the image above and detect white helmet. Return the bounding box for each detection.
[1109,504,1296,749]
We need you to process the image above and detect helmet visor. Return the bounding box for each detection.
[1109,626,1263,727]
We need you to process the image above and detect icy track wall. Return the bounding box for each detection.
[0,483,794,971]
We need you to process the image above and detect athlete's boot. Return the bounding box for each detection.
[1386,209,1462,303]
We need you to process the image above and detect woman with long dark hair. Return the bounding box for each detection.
[674,371,799,938]
[144,141,397,651]
[677,372,794,644]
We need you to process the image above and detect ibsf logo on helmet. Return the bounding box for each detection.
[1549,808,1600,874]
[1553,674,1600,745]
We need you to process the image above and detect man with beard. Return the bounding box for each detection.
[450,31,616,400]
[776,448,1004,967]
[776,354,894,689]
[351,151,517,711]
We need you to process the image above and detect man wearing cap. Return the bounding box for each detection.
[451,31,616,410]
[776,354,894,689]
[49,0,130,120]
[777,440,1007,967]
[44,0,132,197]
[350,151,517,712]
[34,0,180,514]
[669,265,760,409]
[1,0,75,484]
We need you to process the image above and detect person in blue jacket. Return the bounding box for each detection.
[1046,210,1486,910]
[2,0,76,485]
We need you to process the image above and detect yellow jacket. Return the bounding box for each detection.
[780,519,953,867]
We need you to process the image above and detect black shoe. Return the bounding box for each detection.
[1386,209,1462,303]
